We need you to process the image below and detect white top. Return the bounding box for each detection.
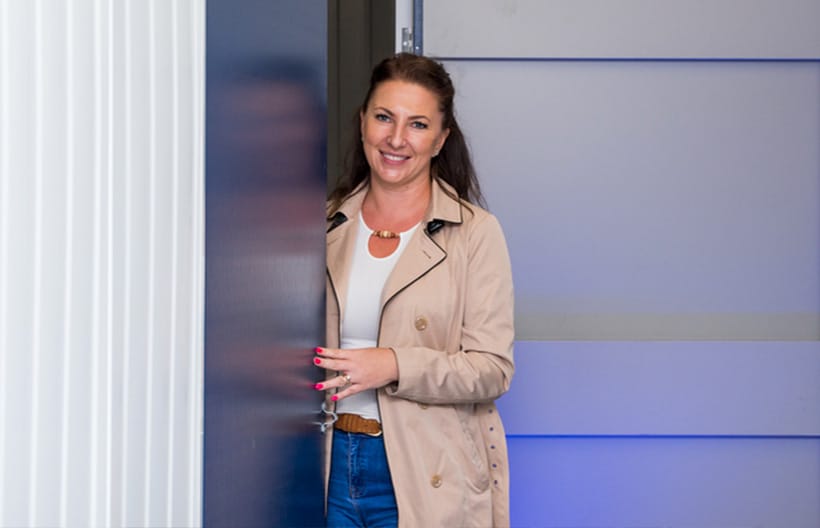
[336,212,419,422]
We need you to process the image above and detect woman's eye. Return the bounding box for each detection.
[375,113,390,122]
[411,121,428,129]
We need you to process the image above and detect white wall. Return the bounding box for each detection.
[421,1,820,527]
[0,1,205,527]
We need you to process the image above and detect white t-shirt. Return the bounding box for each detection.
[336,212,419,422]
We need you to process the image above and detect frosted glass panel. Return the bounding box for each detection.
[447,60,820,340]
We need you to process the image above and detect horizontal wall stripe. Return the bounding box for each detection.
[431,57,820,63]
[508,434,820,440]
[425,0,820,59]
[507,435,820,526]
[514,312,820,341]
[498,341,820,436]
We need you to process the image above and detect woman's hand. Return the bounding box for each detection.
[313,347,398,402]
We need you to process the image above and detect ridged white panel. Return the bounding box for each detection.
[0,0,205,527]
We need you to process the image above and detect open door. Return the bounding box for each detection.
[203,1,327,526]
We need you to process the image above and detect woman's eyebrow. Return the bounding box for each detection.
[373,106,430,121]
[373,106,394,116]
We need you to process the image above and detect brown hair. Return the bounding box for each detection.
[328,53,484,213]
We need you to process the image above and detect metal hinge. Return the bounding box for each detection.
[401,27,414,53]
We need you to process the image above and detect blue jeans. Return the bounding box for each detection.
[326,429,398,527]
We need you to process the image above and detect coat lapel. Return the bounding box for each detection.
[326,185,367,322]
[326,218,356,322]
[381,229,446,308]
[328,177,465,315]
[381,178,464,309]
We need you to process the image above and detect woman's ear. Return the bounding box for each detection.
[436,128,451,154]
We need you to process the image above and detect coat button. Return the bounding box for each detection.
[414,316,428,331]
[418,403,428,410]
[430,474,442,488]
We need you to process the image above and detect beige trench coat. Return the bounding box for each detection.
[324,177,515,527]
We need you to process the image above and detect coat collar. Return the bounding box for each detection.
[327,177,464,233]
[425,176,464,226]
[326,177,464,323]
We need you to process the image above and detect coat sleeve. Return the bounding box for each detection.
[385,213,515,404]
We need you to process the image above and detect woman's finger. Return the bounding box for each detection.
[330,382,358,402]
[313,355,346,373]
[314,346,343,358]
[313,347,348,372]
[314,373,351,392]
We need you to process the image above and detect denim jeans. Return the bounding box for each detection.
[326,429,398,527]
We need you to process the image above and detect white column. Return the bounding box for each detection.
[0,0,205,526]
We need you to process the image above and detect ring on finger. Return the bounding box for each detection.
[342,373,352,386]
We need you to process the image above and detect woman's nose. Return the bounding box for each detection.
[387,125,405,148]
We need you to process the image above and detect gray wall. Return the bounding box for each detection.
[423,1,820,526]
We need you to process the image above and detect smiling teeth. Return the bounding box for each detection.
[383,153,407,161]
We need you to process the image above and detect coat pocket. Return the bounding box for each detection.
[450,405,490,492]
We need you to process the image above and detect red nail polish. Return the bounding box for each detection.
[314,383,324,390]
[315,347,323,354]
[314,358,321,365]
[331,395,338,402]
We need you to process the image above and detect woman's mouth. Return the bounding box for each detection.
[381,151,410,163]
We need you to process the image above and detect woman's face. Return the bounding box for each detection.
[360,80,450,190]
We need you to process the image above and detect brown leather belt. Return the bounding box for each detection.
[334,413,382,436]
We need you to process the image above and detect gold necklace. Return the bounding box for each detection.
[371,229,399,239]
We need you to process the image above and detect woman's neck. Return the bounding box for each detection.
[362,177,431,232]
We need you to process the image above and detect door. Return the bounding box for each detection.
[203,1,327,526]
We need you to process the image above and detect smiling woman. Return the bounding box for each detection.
[357,80,450,258]
[317,53,515,528]
[360,80,450,192]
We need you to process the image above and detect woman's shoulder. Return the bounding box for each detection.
[433,177,496,229]
[326,182,368,221]
[459,201,501,233]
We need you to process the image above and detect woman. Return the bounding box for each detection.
[314,53,514,527]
